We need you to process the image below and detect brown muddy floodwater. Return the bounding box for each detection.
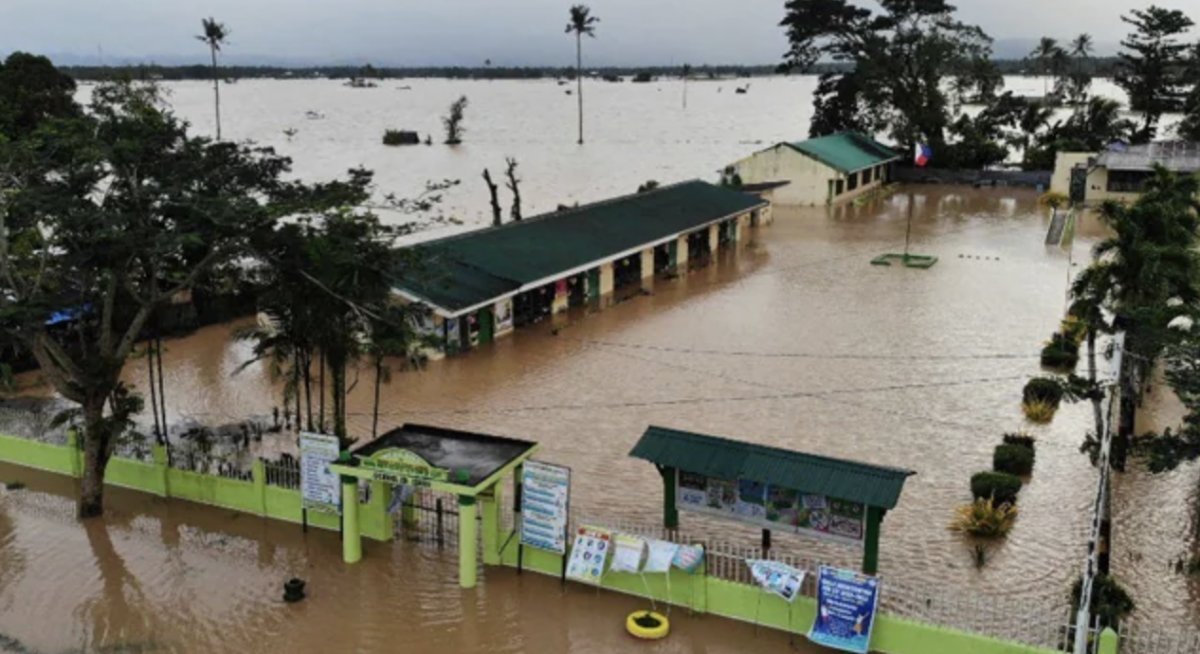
[3,186,1199,651]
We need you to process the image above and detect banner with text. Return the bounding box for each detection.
[300,432,341,515]
[520,460,571,554]
[808,566,881,654]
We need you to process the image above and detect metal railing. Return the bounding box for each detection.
[261,457,300,489]
[1119,621,1200,654]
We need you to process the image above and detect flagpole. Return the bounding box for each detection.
[904,191,914,260]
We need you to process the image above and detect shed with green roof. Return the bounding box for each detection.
[629,425,915,573]
[727,132,899,207]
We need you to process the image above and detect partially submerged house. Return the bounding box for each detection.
[726,132,899,206]
[394,180,767,356]
[1051,141,1200,205]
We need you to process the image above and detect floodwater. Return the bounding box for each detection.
[1,76,1195,650]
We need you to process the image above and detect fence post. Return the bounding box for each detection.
[66,429,82,478]
[252,459,267,516]
[369,480,392,541]
[1097,628,1118,654]
[480,488,501,566]
[151,443,169,497]
[458,495,478,589]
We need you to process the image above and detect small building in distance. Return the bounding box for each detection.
[1051,141,1200,205]
[726,132,899,206]
[393,180,767,357]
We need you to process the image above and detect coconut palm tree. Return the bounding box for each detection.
[565,5,599,145]
[1030,37,1062,98]
[367,305,439,439]
[1070,33,1094,58]
[196,17,229,140]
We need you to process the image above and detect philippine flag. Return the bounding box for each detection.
[913,143,932,167]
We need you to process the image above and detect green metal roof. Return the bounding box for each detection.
[629,425,915,510]
[785,132,899,174]
[395,180,765,314]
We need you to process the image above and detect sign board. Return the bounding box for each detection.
[360,447,450,485]
[808,566,881,654]
[520,460,571,554]
[300,432,341,515]
[565,525,611,585]
[676,470,865,545]
[748,559,807,603]
[610,533,646,573]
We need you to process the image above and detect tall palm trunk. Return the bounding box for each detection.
[318,351,326,433]
[576,33,583,145]
[302,350,314,432]
[210,46,222,140]
[372,358,383,439]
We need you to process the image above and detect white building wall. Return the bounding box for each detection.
[732,146,834,206]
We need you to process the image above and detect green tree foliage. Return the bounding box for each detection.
[1114,6,1195,143]
[565,4,599,145]
[1179,43,1200,141]
[0,74,365,517]
[780,0,993,158]
[0,52,78,141]
[196,17,229,140]
[443,95,468,145]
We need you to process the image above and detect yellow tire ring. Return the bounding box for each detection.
[626,611,670,640]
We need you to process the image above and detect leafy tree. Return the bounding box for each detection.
[1179,43,1200,141]
[1029,37,1064,97]
[0,52,78,141]
[1115,6,1195,143]
[196,17,230,140]
[0,79,357,517]
[443,95,468,145]
[780,0,993,157]
[1022,97,1134,170]
[366,304,438,439]
[565,4,599,145]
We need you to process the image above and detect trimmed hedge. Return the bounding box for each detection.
[994,444,1035,475]
[971,471,1022,505]
[1041,332,1079,370]
[1002,432,1037,454]
[1023,377,1064,407]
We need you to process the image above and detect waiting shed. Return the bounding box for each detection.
[629,425,915,573]
[330,424,538,588]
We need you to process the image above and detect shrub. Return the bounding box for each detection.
[1023,377,1063,407]
[1041,332,1079,370]
[994,443,1035,475]
[1002,432,1037,454]
[1060,316,1086,345]
[971,471,1022,505]
[1071,574,1135,629]
[949,497,1018,538]
[382,129,420,146]
[1022,400,1056,423]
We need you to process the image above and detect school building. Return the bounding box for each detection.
[726,132,899,206]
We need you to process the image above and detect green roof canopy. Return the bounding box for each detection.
[395,180,765,315]
[630,425,915,510]
[786,132,899,174]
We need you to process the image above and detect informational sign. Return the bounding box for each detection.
[808,566,881,654]
[677,471,865,545]
[300,432,341,515]
[610,533,646,573]
[644,540,679,574]
[747,559,806,603]
[520,460,571,554]
[566,526,611,585]
[672,543,704,573]
[495,298,514,333]
[360,448,450,485]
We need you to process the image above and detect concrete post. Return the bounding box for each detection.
[342,478,362,564]
[458,495,478,588]
[252,458,267,515]
[708,224,719,254]
[863,507,883,574]
[676,235,690,271]
[152,443,170,497]
[599,262,615,298]
[1097,628,1118,654]
[370,480,393,541]
[480,488,500,566]
[659,466,678,529]
[640,247,654,279]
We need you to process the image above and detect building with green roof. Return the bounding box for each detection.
[728,132,899,206]
[393,180,767,355]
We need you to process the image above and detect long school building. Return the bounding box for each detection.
[395,180,768,355]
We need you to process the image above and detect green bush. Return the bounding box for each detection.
[970,471,1022,505]
[1002,432,1037,454]
[1040,332,1079,370]
[1023,377,1064,407]
[994,444,1035,475]
[382,129,420,146]
[1071,574,1135,629]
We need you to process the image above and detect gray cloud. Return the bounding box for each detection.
[1,0,1193,66]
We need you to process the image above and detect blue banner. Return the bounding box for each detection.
[808,566,881,654]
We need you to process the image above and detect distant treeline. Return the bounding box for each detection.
[61,58,1124,82]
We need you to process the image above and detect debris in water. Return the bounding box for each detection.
[283,577,306,603]
[4,482,25,491]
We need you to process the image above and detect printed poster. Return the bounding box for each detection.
[747,559,806,603]
[808,566,881,654]
[672,543,704,573]
[299,432,341,515]
[735,479,768,519]
[644,539,679,574]
[520,460,571,554]
[494,298,514,333]
[610,533,646,574]
[566,526,611,585]
[678,471,708,509]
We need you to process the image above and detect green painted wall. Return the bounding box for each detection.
[0,434,77,476]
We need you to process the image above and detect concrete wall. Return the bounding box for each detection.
[731,145,887,206]
[1082,167,1142,205]
[1050,151,1094,196]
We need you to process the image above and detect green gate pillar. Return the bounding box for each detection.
[658,466,678,529]
[458,495,478,588]
[342,478,362,564]
[480,489,501,566]
[863,507,884,574]
[1097,628,1118,654]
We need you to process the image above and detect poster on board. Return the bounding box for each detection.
[565,526,611,585]
[520,460,571,554]
[610,533,646,573]
[808,566,881,654]
[300,432,341,515]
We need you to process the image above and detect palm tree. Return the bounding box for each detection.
[367,305,438,439]
[1030,37,1062,98]
[565,5,599,145]
[1070,33,1094,59]
[196,17,229,140]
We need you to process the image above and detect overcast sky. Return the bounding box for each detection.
[1,0,1194,67]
